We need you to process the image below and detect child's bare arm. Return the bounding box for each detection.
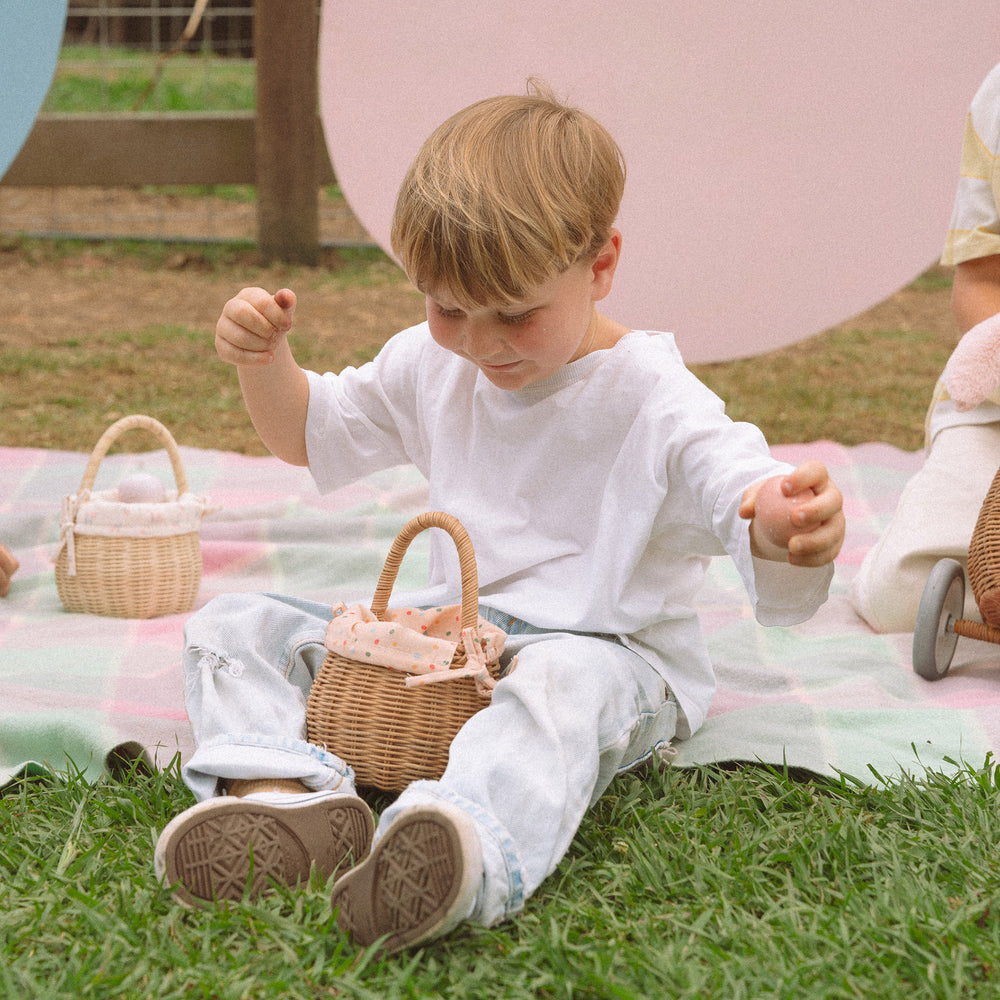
[216,287,311,467]
[739,460,845,567]
[952,255,1000,334]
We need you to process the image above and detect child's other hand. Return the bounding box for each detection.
[0,543,19,597]
[740,460,845,567]
[215,287,297,366]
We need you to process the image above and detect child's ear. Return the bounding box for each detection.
[590,229,622,301]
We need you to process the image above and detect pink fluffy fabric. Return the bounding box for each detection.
[941,312,1000,411]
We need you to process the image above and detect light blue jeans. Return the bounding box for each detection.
[181,592,678,926]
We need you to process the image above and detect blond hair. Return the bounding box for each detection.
[390,83,625,307]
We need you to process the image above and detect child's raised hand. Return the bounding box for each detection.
[740,459,845,567]
[215,287,297,366]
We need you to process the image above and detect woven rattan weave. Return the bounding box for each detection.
[55,414,202,618]
[968,465,1000,626]
[306,511,499,791]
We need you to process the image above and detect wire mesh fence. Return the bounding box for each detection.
[65,1,255,63]
[0,1,374,248]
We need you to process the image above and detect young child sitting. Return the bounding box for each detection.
[850,61,1000,633]
[154,84,845,952]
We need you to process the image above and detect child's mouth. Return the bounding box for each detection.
[479,360,521,372]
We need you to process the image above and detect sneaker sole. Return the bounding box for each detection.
[331,807,475,952]
[155,794,374,905]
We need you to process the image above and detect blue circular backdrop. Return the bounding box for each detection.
[0,1,67,180]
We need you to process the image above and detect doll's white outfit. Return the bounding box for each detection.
[850,61,1000,633]
[179,324,832,926]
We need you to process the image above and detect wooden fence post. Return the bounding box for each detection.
[254,0,319,264]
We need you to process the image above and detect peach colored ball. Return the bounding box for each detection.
[754,478,815,547]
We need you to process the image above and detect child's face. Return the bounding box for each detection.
[424,239,620,390]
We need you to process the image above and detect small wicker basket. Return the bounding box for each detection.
[968,465,1000,626]
[306,511,502,791]
[55,414,205,619]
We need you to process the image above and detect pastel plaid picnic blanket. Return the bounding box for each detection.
[2,440,998,788]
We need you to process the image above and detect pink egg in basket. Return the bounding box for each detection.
[117,471,168,504]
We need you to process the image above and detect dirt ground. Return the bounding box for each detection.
[0,181,964,353]
[1,243,956,353]
[0,184,960,352]
[1,226,959,455]
[1,242,427,354]
[0,185,374,247]
[0,187,428,356]
[0,185,962,458]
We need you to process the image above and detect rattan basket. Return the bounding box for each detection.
[306,511,501,791]
[968,464,1000,626]
[55,414,205,618]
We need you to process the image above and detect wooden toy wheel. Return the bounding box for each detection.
[912,558,965,681]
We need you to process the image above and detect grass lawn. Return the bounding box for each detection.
[46,44,256,114]
[3,753,1000,998]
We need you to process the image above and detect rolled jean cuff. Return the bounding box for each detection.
[181,733,356,801]
[381,779,526,925]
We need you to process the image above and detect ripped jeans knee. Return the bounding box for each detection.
[179,592,345,800]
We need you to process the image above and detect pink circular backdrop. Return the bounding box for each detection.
[319,3,1000,362]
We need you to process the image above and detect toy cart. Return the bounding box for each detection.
[913,467,1000,679]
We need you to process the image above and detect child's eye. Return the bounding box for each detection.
[498,309,536,326]
[435,305,465,320]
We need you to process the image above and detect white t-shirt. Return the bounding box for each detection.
[305,325,832,737]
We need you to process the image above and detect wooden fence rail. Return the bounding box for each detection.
[0,0,329,264]
[0,113,335,188]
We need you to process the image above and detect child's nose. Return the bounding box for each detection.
[464,320,503,359]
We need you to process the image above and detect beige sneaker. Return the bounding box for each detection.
[331,803,482,952]
[154,790,374,905]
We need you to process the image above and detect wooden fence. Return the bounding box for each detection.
[1,0,332,265]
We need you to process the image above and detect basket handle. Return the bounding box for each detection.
[370,512,480,634]
[76,414,189,495]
